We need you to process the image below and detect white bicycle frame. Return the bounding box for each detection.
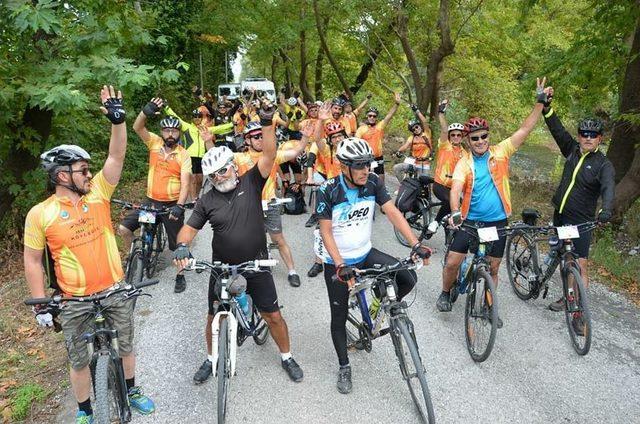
[211,277,239,377]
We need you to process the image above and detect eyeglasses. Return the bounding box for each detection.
[162,127,180,133]
[578,130,600,139]
[450,132,463,138]
[249,134,263,140]
[67,168,91,176]
[367,114,378,118]
[350,161,371,170]
[470,133,489,141]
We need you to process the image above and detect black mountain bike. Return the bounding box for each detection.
[394,172,442,247]
[506,213,598,355]
[25,280,158,424]
[343,257,435,423]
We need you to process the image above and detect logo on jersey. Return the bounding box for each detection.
[82,204,89,213]
[60,210,70,219]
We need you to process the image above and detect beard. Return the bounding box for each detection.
[213,177,238,193]
[163,136,178,148]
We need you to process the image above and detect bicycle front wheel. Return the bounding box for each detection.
[395,203,429,247]
[392,316,436,423]
[562,264,592,355]
[217,318,230,423]
[464,268,498,362]
[125,249,144,285]
[506,229,539,300]
[93,354,129,424]
[145,227,161,279]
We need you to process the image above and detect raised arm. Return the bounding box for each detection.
[510,77,548,150]
[437,100,449,143]
[314,102,332,150]
[257,102,277,178]
[100,85,127,185]
[353,94,371,116]
[133,97,164,142]
[382,92,401,127]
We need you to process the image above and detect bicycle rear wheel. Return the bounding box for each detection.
[562,264,592,355]
[395,202,430,247]
[392,316,436,423]
[217,319,230,423]
[506,229,539,300]
[125,249,144,285]
[93,354,129,424]
[465,268,498,362]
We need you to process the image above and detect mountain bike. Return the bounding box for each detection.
[183,258,276,424]
[394,171,442,247]
[343,257,435,423]
[505,216,598,355]
[112,199,193,284]
[25,279,158,424]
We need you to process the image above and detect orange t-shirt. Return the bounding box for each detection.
[343,113,357,135]
[434,140,466,188]
[144,134,192,202]
[408,135,432,162]
[310,142,341,179]
[355,122,386,157]
[234,150,287,201]
[24,172,124,296]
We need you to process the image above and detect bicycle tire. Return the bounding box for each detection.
[506,229,538,300]
[125,249,144,285]
[395,202,430,247]
[145,227,161,279]
[252,309,270,345]
[217,318,230,424]
[562,264,592,355]
[392,316,436,423]
[464,268,498,362]
[93,354,128,424]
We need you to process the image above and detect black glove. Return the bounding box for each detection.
[411,243,432,259]
[286,111,294,119]
[192,86,202,97]
[102,97,126,124]
[336,264,357,283]
[597,210,612,223]
[173,243,191,261]
[240,113,247,120]
[168,204,185,220]
[280,87,286,94]
[258,103,276,126]
[142,101,160,117]
[297,151,308,165]
[366,93,372,99]
[295,110,303,119]
[410,104,419,112]
[293,90,300,98]
[393,151,403,158]
[437,100,447,114]
[536,86,549,105]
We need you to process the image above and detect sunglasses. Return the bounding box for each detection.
[578,130,600,139]
[470,133,489,141]
[350,161,372,170]
[212,165,231,177]
[249,134,263,140]
[67,168,91,176]
[450,132,463,138]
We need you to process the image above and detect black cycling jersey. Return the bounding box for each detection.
[187,166,268,264]
[544,109,615,222]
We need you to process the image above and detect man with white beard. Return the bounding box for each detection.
[173,102,304,384]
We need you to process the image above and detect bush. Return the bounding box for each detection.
[11,383,46,421]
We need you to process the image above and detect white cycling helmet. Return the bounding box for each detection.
[447,123,465,133]
[201,146,235,176]
[336,137,374,166]
[40,144,91,174]
[287,97,297,106]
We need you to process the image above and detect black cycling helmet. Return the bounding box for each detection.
[366,106,379,116]
[578,118,603,134]
[408,119,422,131]
[160,116,181,130]
[331,97,346,107]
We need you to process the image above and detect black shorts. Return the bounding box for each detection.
[208,270,280,315]
[191,157,202,175]
[287,130,302,140]
[373,156,385,175]
[119,198,184,251]
[449,218,508,258]
[280,160,302,174]
[553,210,592,259]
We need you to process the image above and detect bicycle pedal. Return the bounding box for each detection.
[378,327,391,337]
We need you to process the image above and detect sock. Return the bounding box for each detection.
[288,270,297,276]
[126,377,135,391]
[78,398,92,416]
[208,355,215,363]
[281,352,292,361]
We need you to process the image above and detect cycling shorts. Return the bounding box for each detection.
[449,219,508,258]
[120,198,184,251]
[553,210,592,259]
[280,160,302,175]
[191,157,203,175]
[208,270,279,314]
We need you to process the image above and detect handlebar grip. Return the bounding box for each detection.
[111,199,127,205]
[134,279,159,289]
[255,259,278,267]
[25,297,53,305]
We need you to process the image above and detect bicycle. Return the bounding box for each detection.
[183,258,276,424]
[505,214,598,355]
[343,257,435,423]
[25,279,159,424]
[394,169,442,247]
[442,215,508,362]
[112,199,193,284]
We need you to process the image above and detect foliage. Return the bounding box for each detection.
[10,383,46,420]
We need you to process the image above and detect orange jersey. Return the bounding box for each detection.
[452,138,516,218]
[407,134,432,162]
[144,134,192,202]
[299,118,318,139]
[343,112,357,135]
[310,141,341,179]
[355,122,386,157]
[323,117,352,139]
[234,150,287,201]
[24,172,124,296]
[434,140,466,188]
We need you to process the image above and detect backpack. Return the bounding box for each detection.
[43,245,60,292]
[283,183,306,215]
[395,177,421,213]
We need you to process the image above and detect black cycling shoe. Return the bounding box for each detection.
[193,359,212,384]
[307,262,323,278]
[174,275,186,293]
[281,358,304,382]
[436,291,452,312]
[305,214,319,228]
[490,315,504,329]
[548,297,565,312]
[337,366,352,394]
[288,274,301,287]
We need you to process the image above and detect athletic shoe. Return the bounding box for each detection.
[548,297,565,312]
[75,411,94,424]
[436,291,452,312]
[572,314,586,337]
[305,214,319,228]
[307,262,323,277]
[337,366,352,394]
[174,274,186,293]
[281,358,304,382]
[128,386,155,415]
[193,359,213,384]
[288,274,301,287]
[425,221,439,240]
[489,315,504,329]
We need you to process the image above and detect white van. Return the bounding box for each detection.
[217,83,241,101]
[240,77,276,103]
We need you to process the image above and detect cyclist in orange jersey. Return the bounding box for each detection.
[342,93,371,136]
[23,86,155,422]
[392,105,433,181]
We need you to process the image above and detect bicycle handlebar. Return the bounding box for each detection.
[268,198,293,206]
[111,199,196,214]
[24,279,160,306]
[183,258,278,272]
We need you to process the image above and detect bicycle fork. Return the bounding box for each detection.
[212,312,238,376]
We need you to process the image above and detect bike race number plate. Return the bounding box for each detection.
[477,226,499,242]
[403,157,416,165]
[557,225,580,240]
[138,210,156,224]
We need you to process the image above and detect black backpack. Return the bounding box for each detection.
[395,177,421,213]
[283,183,306,215]
[44,245,60,292]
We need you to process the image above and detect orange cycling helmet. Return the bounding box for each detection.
[464,117,489,134]
[324,120,346,137]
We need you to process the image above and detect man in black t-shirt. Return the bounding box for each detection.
[173,104,304,384]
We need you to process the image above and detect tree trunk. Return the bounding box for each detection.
[314,43,325,100]
[271,55,279,91]
[613,147,640,220]
[349,20,396,96]
[312,0,353,98]
[279,49,293,97]
[395,3,425,108]
[607,17,640,183]
[299,26,313,102]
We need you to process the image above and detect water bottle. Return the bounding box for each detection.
[458,257,471,291]
[235,291,250,317]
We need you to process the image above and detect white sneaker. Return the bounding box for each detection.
[427,221,439,233]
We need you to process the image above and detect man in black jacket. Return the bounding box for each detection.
[542,88,615,314]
